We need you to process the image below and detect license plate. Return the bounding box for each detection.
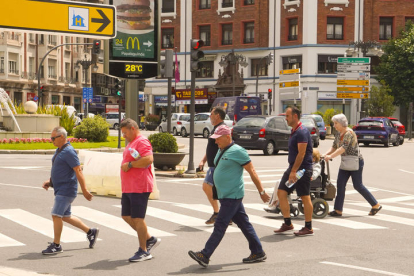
[364,136,374,139]
[239,135,251,139]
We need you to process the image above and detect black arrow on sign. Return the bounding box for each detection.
[91,10,110,32]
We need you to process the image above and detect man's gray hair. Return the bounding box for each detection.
[52,126,67,138]
[120,118,139,129]
[332,113,348,127]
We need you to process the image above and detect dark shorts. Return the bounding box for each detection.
[278,168,312,196]
[121,192,151,219]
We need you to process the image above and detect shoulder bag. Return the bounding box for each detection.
[339,131,359,171]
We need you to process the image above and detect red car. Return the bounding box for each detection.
[388,117,405,144]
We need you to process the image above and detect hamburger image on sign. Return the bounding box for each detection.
[116,0,152,30]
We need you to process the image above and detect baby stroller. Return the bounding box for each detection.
[267,159,336,219]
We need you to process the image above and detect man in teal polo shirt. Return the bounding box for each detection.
[188,125,270,267]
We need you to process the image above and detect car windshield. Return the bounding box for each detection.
[392,120,402,125]
[236,117,266,127]
[358,121,382,126]
[179,115,190,121]
[300,118,315,126]
[312,116,323,123]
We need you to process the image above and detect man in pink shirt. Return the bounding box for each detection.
[120,118,160,262]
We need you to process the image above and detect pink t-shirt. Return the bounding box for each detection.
[121,135,153,193]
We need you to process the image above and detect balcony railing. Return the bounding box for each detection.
[9,69,19,75]
[162,43,174,49]
[288,34,298,41]
[48,75,57,79]
[244,37,254,44]
[222,2,233,8]
[327,33,343,40]
[222,39,233,45]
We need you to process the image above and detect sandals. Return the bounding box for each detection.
[369,205,382,216]
[328,211,342,217]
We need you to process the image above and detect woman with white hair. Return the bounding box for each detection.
[323,114,381,216]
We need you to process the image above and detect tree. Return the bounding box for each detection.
[366,83,395,117]
[375,21,414,107]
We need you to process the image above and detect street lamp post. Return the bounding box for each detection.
[219,50,248,96]
[255,53,274,97]
[75,54,98,119]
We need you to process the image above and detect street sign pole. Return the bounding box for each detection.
[167,77,172,134]
[186,71,196,174]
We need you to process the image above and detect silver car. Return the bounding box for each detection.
[105,112,125,130]
[158,113,190,136]
[180,112,233,138]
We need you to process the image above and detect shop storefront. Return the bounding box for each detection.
[174,88,209,113]
[154,95,176,121]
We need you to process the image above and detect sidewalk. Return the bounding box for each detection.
[0,266,58,276]
[0,147,124,155]
[154,165,206,179]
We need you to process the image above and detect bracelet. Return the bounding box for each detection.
[259,190,266,195]
[128,162,132,169]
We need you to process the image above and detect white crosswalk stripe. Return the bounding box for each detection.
[0,233,25,248]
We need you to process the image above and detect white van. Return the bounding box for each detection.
[46,105,81,125]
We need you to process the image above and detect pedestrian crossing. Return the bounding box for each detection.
[1,193,414,248]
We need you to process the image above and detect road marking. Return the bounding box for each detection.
[346,189,378,195]
[113,205,240,233]
[399,169,414,175]
[320,261,408,276]
[377,196,414,203]
[349,203,414,215]
[244,169,287,173]
[0,183,44,190]
[0,166,47,170]
[0,209,88,243]
[337,207,414,227]
[0,233,25,248]
[72,206,175,238]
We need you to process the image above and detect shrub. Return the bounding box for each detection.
[146,114,160,124]
[59,107,76,136]
[73,115,110,142]
[312,111,324,117]
[148,132,178,153]
[323,108,341,126]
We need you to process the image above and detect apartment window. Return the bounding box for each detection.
[327,17,344,40]
[65,37,71,50]
[48,66,56,79]
[65,63,70,81]
[9,61,18,74]
[29,33,35,43]
[282,56,302,71]
[199,26,211,46]
[379,17,393,40]
[318,55,340,73]
[0,57,4,73]
[39,34,44,45]
[51,95,60,105]
[48,35,57,46]
[162,0,174,13]
[222,0,233,8]
[63,96,71,105]
[244,0,254,5]
[288,18,298,41]
[196,61,214,78]
[222,24,233,45]
[161,28,174,48]
[14,92,23,105]
[29,57,35,78]
[199,0,211,9]
[244,22,254,44]
[251,59,268,77]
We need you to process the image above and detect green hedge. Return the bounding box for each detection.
[148,132,178,153]
[73,115,110,142]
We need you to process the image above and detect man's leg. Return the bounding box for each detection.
[277,189,291,218]
[274,170,295,234]
[63,215,89,233]
[131,218,150,251]
[122,216,151,242]
[52,215,63,245]
[294,171,314,236]
[203,182,219,213]
[301,195,313,223]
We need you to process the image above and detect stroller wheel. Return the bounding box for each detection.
[312,198,329,219]
[290,206,300,217]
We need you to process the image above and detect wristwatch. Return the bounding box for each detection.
[128,162,132,169]
[259,190,266,195]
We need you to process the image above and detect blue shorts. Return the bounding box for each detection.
[121,193,150,219]
[51,195,76,218]
[203,167,215,186]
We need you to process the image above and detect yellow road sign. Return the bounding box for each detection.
[0,0,116,38]
[279,69,300,75]
[337,80,370,86]
[337,93,369,99]
[337,86,370,92]
[279,81,299,88]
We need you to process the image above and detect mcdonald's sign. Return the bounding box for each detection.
[126,37,140,50]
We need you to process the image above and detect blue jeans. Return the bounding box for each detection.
[51,195,76,217]
[201,198,263,258]
[334,158,378,211]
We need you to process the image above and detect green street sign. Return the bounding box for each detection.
[337,57,371,64]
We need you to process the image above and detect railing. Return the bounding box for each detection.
[48,74,57,79]
[327,33,343,40]
[244,37,254,43]
[162,43,174,49]
[288,34,298,41]
[222,39,233,45]
[9,69,19,75]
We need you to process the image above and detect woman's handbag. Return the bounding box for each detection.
[339,155,359,171]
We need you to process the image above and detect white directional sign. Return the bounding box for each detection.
[337,64,371,71]
[337,72,370,79]
[280,74,300,82]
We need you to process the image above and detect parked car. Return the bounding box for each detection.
[180,113,233,138]
[158,113,190,135]
[300,117,320,148]
[353,117,400,147]
[232,115,290,155]
[389,117,405,145]
[105,112,125,130]
[302,114,326,140]
[211,96,262,123]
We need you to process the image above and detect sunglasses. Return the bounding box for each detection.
[51,135,61,141]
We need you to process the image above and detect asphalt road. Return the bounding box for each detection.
[0,133,413,276]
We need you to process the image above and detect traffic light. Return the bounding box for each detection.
[268,88,272,99]
[39,85,44,97]
[114,78,122,96]
[190,39,204,72]
[159,49,174,78]
[93,40,101,55]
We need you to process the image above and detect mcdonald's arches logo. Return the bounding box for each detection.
[126,37,140,50]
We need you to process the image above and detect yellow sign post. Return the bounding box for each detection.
[337,86,370,92]
[0,0,116,38]
[337,80,370,86]
[279,69,300,75]
[337,93,369,99]
[279,81,299,88]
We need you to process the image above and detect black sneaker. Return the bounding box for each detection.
[188,250,209,267]
[242,251,267,263]
[129,248,153,262]
[87,228,99,248]
[205,213,218,225]
[42,242,63,255]
[146,236,161,253]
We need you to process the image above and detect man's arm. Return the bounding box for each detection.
[289,143,307,183]
[199,154,207,170]
[121,155,153,172]
[73,165,93,201]
[243,162,270,203]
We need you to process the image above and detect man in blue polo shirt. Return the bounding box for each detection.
[188,125,270,267]
[274,106,314,236]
